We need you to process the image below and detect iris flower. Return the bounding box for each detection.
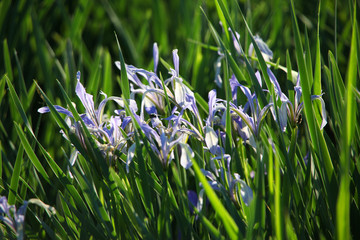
[194,167,253,213]
[38,71,137,164]
[229,75,273,141]
[126,110,197,170]
[0,196,28,240]
[267,68,327,131]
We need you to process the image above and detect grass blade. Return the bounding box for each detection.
[337,5,358,240]
[15,122,50,183]
[7,145,24,205]
[191,158,239,240]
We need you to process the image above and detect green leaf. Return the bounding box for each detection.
[191,158,240,240]
[8,145,24,205]
[14,122,50,183]
[115,33,130,101]
[337,5,357,240]
[3,39,13,81]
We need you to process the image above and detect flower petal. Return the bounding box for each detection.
[179,143,194,169]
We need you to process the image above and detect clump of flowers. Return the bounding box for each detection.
[38,35,327,217]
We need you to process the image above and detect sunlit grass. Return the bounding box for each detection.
[1,0,359,239]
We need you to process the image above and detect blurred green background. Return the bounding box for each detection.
[0,0,354,178]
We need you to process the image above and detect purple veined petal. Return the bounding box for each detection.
[230,75,256,113]
[255,71,263,88]
[38,105,74,118]
[0,215,16,232]
[229,28,243,55]
[15,201,28,238]
[294,74,302,107]
[115,62,148,89]
[200,169,217,181]
[173,77,195,109]
[133,112,160,144]
[0,196,11,215]
[160,132,169,160]
[232,115,251,141]
[207,89,217,126]
[139,92,158,120]
[75,76,97,125]
[96,92,109,124]
[311,94,328,129]
[249,35,273,62]
[254,35,273,59]
[230,177,253,206]
[121,116,131,129]
[112,98,138,113]
[144,98,157,115]
[109,116,123,144]
[267,68,289,103]
[231,106,255,136]
[185,93,201,125]
[229,74,240,104]
[80,114,96,127]
[172,49,179,77]
[179,143,194,169]
[204,126,219,155]
[153,43,159,73]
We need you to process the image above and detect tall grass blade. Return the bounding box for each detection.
[8,145,24,205]
[337,4,358,240]
[14,123,50,183]
[191,158,240,240]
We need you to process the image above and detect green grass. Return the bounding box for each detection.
[1,0,359,239]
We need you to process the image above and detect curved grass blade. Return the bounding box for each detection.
[14,122,50,184]
[191,158,240,240]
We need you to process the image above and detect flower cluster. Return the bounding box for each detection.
[39,38,327,213]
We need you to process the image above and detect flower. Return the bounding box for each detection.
[248,35,273,63]
[229,74,273,141]
[267,68,327,130]
[0,196,28,240]
[127,110,196,170]
[38,71,137,164]
[194,166,253,213]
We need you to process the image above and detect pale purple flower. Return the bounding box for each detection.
[267,68,327,130]
[229,75,273,139]
[206,89,226,127]
[38,71,137,164]
[195,166,253,213]
[248,35,273,63]
[127,111,195,169]
[0,196,28,240]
